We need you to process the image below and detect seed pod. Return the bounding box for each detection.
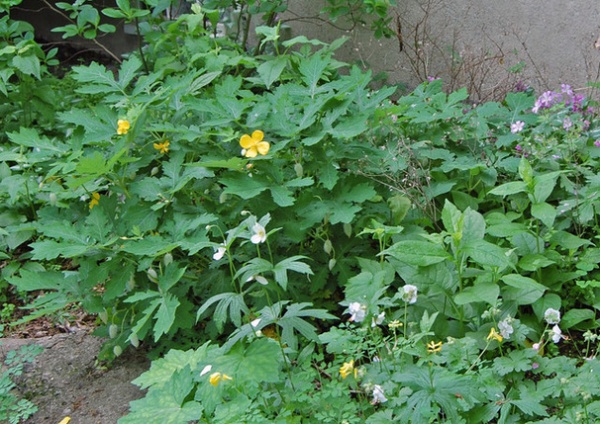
[109,324,118,339]
[328,258,336,270]
[323,239,333,255]
[163,253,173,266]
[49,192,57,205]
[150,167,159,176]
[343,223,352,237]
[130,333,140,348]
[294,163,303,177]
[126,275,135,291]
[147,268,158,283]
[219,192,228,204]
[113,345,123,357]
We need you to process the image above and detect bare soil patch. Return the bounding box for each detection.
[1,330,149,424]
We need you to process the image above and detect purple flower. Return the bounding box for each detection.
[511,121,525,134]
[515,144,523,152]
[563,116,573,131]
[594,140,600,147]
[514,81,529,92]
[561,84,574,97]
[532,90,559,113]
[427,76,440,82]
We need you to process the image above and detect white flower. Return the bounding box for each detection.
[347,302,366,323]
[498,317,514,340]
[250,222,267,244]
[371,385,387,404]
[532,343,540,351]
[250,318,261,328]
[401,284,418,304]
[371,311,385,328]
[255,275,268,285]
[200,364,213,377]
[510,120,525,134]
[550,325,563,343]
[544,308,561,325]
[212,245,226,260]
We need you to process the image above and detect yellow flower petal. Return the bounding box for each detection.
[244,147,258,158]
[117,119,130,135]
[256,141,270,155]
[240,134,256,149]
[339,359,355,379]
[209,372,221,386]
[251,130,264,142]
[58,417,71,424]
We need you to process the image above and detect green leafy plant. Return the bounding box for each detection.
[0,344,43,424]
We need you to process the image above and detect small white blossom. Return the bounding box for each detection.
[551,325,563,343]
[510,120,525,134]
[347,302,366,323]
[250,318,261,328]
[401,284,418,304]
[250,222,267,244]
[371,311,385,328]
[544,308,561,325]
[532,343,540,351]
[212,245,226,260]
[200,365,213,377]
[498,317,514,340]
[371,385,387,404]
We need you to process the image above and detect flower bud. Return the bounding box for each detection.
[147,268,158,283]
[113,345,123,357]
[49,192,57,205]
[163,253,173,266]
[126,275,135,291]
[109,324,118,339]
[323,239,333,255]
[130,333,140,348]
[151,167,159,176]
[294,163,303,177]
[343,223,352,237]
[328,258,336,270]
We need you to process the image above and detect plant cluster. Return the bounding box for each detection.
[1,1,600,423]
[0,344,43,424]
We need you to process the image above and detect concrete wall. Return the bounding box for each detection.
[284,0,600,100]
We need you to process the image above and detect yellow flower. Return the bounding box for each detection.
[388,320,403,329]
[58,418,71,424]
[89,192,100,209]
[209,372,233,386]
[240,130,270,158]
[117,119,130,135]
[427,340,443,353]
[339,359,357,379]
[487,327,503,343]
[153,140,170,154]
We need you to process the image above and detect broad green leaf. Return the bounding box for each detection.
[256,57,287,89]
[383,240,451,266]
[488,181,528,197]
[455,282,499,305]
[462,239,513,270]
[12,54,41,79]
[561,308,595,329]
[501,274,546,305]
[133,343,214,389]
[120,236,180,256]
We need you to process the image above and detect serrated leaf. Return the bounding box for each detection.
[120,367,203,424]
[153,292,180,342]
[12,54,40,79]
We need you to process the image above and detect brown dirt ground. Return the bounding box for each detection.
[1,320,150,424]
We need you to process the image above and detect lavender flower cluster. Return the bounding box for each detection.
[531,84,586,114]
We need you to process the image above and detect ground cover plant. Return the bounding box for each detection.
[2,0,600,422]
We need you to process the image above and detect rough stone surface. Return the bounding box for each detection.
[1,332,149,424]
